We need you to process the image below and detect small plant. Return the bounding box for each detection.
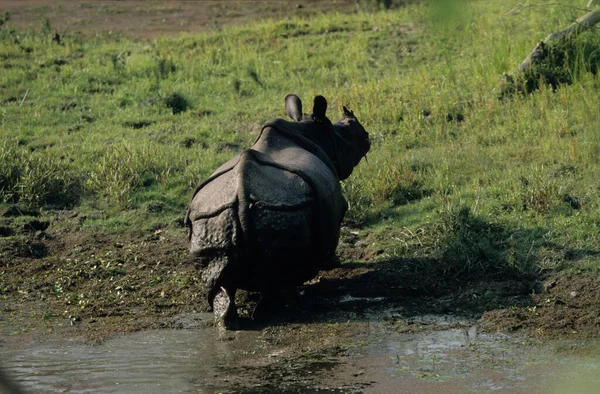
[86,145,140,206]
[156,56,176,79]
[370,162,428,206]
[109,52,126,72]
[145,200,165,213]
[86,143,175,207]
[232,79,242,96]
[40,17,52,36]
[342,177,373,227]
[0,11,11,28]
[163,92,191,114]
[151,54,177,92]
[0,143,22,199]
[519,172,560,215]
[17,157,82,208]
[210,17,222,32]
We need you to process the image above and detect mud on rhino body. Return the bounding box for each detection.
[185,94,370,328]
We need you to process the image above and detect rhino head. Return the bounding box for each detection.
[284,94,370,180]
[333,106,371,180]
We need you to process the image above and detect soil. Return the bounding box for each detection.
[1,0,599,346]
[1,204,599,344]
[1,0,366,39]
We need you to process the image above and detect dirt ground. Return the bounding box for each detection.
[2,204,600,343]
[0,0,365,39]
[2,0,600,344]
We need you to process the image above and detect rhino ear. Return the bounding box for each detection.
[343,106,355,118]
[312,95,327,122]
[285,94,303,121]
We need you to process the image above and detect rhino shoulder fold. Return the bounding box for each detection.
[256,118,338,179]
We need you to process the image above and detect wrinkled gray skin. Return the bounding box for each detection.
[185,94,370,329]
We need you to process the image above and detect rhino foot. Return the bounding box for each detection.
[212,286,238,330]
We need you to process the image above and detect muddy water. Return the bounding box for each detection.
[2,313,600,393]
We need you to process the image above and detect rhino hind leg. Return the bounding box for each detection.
[200,253,239,330]
[212,286,238,330]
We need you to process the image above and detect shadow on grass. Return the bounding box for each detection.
[235,209,570,330]
[233,256,540,332]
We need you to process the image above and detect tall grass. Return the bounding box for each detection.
[0,143,81,208]
[1,1,600,275]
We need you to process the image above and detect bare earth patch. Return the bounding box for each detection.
[2,205,600,343]
[1,0,362,39]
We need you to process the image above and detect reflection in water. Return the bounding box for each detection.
[0,365,27,394]
[2,316,600,394]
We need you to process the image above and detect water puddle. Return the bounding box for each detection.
[339,295,385,304]
[2,313,600,393]
[344,327,600,393]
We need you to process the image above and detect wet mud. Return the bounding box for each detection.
[3,312,600,393]
[3,209,600,392]
[2,207,600,341]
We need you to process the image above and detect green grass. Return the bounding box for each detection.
[1,1,600,279]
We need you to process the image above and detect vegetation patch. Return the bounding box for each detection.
[0,144,83,209]
[123,120,155,129]
[163,92,191,115]
[433,205,540,278]
[0,225,14,237]
[502,30,600,97]
[0,235,47,259]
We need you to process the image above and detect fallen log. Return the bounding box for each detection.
[517,7,600,73]
[502,6,600,97]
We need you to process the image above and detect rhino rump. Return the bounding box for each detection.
[188,150,323,292]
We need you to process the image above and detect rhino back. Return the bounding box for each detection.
[236,156,316,286]
[238,152,313,209]
[188,149,316,261]
[252,127,347,253]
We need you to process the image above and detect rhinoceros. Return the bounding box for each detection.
[185,94,370,328]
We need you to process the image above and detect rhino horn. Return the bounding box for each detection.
[284,94,303,122]
[312,95,327,122]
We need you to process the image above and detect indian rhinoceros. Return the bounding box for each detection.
[185,94,370,328]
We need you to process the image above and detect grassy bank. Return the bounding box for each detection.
[2,0,600,283]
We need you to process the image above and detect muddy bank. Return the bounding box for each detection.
[3,207,600,393]
[2,206,600,344]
